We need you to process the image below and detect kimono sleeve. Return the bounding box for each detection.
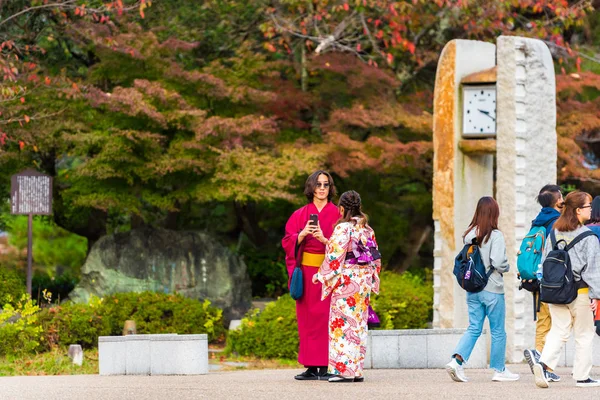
[316,223,350,299]
[281,209,304,287]
[369,230,381,295]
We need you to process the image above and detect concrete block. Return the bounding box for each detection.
[399,334,427,368]
[371,332,399,368]
[367,329,489,369]
[126,335,151,375]
[99,333,208,376]
[150,334,208,375]
[99,337,126,375]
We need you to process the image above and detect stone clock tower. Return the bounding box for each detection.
[432,36,557,363]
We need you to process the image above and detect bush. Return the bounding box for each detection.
[225,294,298,359]
[371,271,433,329]
[0,295,44,356]
[99,292,226,342]
[39,292,226,349]
[40,296,110,349]
[0,268,26,307]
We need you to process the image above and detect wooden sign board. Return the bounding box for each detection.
[10,169,52,215]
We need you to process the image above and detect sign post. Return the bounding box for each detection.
[10,169,53,297]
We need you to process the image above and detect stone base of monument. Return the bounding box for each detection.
[99,334,208,375]
[364,329,489,369]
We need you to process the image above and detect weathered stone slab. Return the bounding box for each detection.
[70,228,252,320]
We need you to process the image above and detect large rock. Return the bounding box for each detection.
[70,229,251,320]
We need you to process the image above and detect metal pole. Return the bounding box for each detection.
[27,213,33,297]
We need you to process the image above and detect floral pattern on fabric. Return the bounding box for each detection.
[316,218,381,378]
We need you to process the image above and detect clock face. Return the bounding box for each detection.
[462,85,496,137]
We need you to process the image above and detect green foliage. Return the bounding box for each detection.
[0,295,44,356]
[225,294,298,359]
[39,292,226,349]
[0,268,26,307]
[243,247,288,298]
[3,215,87,276]
[32,271,78,303]
[371,271,433,330]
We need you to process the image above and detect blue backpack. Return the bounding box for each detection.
[453,239,492,293]
[517,225,548,281]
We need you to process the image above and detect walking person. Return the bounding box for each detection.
[521,184,564,382]
[313,190,381,383]
[446,196,520,383]
[532,191,600,388]
[282,170,341,381]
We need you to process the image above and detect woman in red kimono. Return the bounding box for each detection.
[282,170,340,380]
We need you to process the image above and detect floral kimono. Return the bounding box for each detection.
[316,217,381,378]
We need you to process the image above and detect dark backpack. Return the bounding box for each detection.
[453,239,493,293]
[539,230,596,305]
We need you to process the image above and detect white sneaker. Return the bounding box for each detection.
[533,363,549,388]
[492,368,520,382]
[446,358,468,382]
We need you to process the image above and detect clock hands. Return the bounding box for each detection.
[478,109,496,122]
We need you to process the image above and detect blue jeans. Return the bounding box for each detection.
[453,290,507,372]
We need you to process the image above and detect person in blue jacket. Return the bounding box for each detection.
[585,196,600,238]
[523,184,564,382]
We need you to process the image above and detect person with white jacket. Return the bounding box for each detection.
[446,196,519,383]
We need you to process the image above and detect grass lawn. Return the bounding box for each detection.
[0,346,300,376]
[0,348,98,376]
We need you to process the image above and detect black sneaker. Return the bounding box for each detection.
[294,368,320,381]
[576,378,600,387]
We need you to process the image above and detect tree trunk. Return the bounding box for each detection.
[233,201,267,248]
[301,44,308,92]
[397,225,432,274]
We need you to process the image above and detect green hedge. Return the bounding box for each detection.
[371,271,433,330]
[225,271,433,358]
[38,292,226,350]
[225,294,298,359]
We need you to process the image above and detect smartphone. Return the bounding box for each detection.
[309,214,318,226]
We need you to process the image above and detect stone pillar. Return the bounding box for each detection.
[496,36,557,362]
[432,40,496,329]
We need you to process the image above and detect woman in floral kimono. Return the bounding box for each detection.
[313,190,381,383]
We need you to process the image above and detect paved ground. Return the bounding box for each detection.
[2,364,600,400]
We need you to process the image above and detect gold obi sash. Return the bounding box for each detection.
[301,252,325,267]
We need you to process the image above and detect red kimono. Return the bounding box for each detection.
[282,202,339,366]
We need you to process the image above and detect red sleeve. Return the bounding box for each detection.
[282,208,306,288]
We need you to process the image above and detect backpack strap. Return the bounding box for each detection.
[550,229,557,249]
[565,230,597,252]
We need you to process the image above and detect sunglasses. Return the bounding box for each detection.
[580,205,592,209]
[316,182,330,189]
